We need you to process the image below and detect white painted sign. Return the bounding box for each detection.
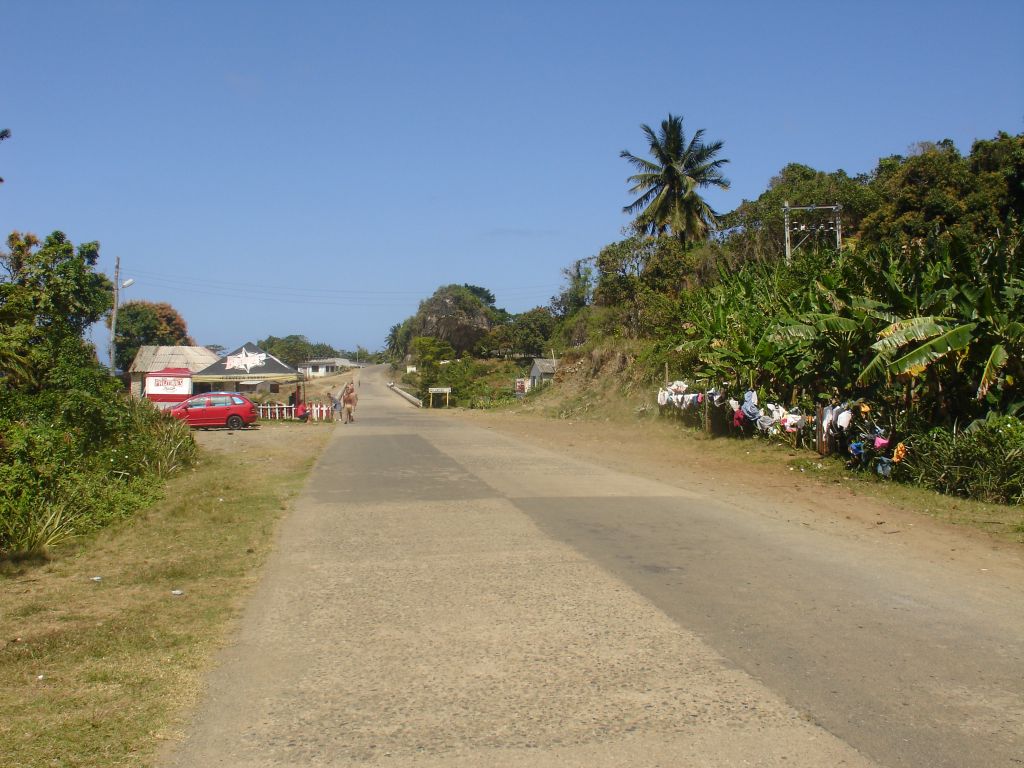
[226,348,267,373]
[428,387,452,394]
[145,375,190,396]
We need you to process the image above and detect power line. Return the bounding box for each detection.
[115,269,559,309]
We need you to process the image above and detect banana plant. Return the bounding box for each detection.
[856,228,1023,417]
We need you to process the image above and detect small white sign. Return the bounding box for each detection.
[428,387,452,394]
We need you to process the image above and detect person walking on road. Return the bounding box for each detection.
[342,382,358,423]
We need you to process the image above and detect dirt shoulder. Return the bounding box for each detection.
[459,407,1024,583]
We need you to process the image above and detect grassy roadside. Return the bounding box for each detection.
[0,421,333,768]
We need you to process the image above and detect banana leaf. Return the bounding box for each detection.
[871,316,953,353]
[976,344,1008,399]
[856,350,892,386]
[884,323,977,378]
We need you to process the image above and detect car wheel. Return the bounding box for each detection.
[227,415,244,430]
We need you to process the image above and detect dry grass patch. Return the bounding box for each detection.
[0,422,333,768]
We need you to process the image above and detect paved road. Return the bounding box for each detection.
[164,367,1023,767]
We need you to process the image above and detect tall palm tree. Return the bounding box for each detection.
[621,114,730,245]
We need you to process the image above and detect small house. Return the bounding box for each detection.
[128,346,221,399]
[529,358,560,389]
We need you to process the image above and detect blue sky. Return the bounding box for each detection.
[2,0,1022,354]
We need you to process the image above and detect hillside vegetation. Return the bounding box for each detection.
[387,125,1024,505]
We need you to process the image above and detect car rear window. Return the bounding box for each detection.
[231,396,247,405]
[210,395,231,406]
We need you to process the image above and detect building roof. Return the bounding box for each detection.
[298,357,355,367]
[531,358,561,375]
[192,342,298,382]
[129,346,221,374]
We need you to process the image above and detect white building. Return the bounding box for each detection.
[297,357,356,378]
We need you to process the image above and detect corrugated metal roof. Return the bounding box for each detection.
[531,358,560,375]
[129,346,221,373]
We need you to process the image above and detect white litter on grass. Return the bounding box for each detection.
[170,590,185,596]
[91,576,102,582]
[37,675,44,680]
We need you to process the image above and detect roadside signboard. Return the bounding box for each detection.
[427,387,452,407]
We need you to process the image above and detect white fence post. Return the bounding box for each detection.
[257,403,335,422]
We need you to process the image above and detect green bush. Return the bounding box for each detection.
[897,415,1024,504]
[0,391,196,558]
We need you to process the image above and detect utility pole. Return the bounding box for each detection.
[784,201,792,264]
[783,202,842,263]
[107,257,135,372]
[108,256,121,371]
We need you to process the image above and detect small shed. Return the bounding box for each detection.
[128,346,221,398]
[529,358,560,389]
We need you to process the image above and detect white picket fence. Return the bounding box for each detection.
[257,402,335,422]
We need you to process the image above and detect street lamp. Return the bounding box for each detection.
[108,255,135,371]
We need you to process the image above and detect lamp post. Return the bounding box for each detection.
[108,256,135,371]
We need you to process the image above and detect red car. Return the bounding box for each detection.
[170,392,258,430]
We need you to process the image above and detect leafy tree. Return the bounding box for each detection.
[621,114,730,245]
[411,336,455,366]
[510,307,556,357]
[550,258,593,319]
[721,163,879,263]
[409,336,456,394]
[0,229,199,557]
[858,138,1019,249]
[968,131,1024,222]
[112,300,194,371]
[256,334,337,367]
[308,342,338,359]
[462,284,496,307]
[590,235,694,336]
[1,231,112,390]
[205,343,226,356]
